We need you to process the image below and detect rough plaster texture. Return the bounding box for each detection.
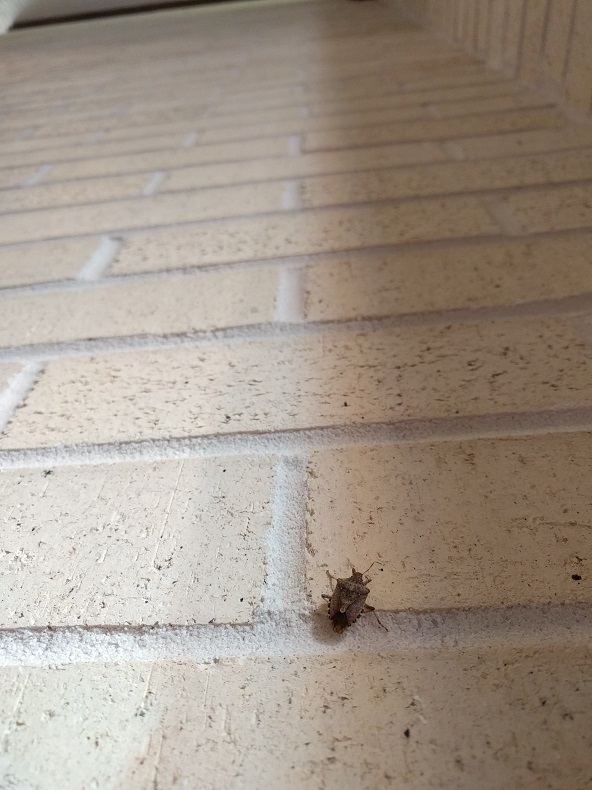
[1,0,592,785]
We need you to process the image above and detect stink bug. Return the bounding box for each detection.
[322,563,387,633]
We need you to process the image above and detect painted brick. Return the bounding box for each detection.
[475,0,490,54]
[0,182,284,246]
[0,174,148,214]
[44,136,289,182]
[304,235,592,322]
[198,105,429,144]
[487,0,508,69]
[0,166,37,189]
[307,434,592,610]
[1,317,591,449]
[0,649,590,788]
[503,0,526,74]
[0,238,99,288]
[431,92,551,117]
[0,132,190,169]
[457,126,592,159]
[304,78,519,117]
[563,0,592,113]
[162,142,448,193]
[541,0,575,88]
[298,150,592,208]
[0,267,278,348]
[518,0,548,82]
[0,457,272,626]
[500,183,592,234]
[110,198,498,275]
[302,107,564,151]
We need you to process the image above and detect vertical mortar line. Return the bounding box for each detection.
[513,0,528,79]
[424,104,442,119]
[19,164,54,188]
[260,454,310,616]
[182,130,200,148]
[498,0,510,71]
[538,0,553,80]
[482,0,493,61]
[287,134,302,157]
[18,126,35,140]
[141,171,167,197]
[480,194,525,236]
[440,140,465,160]
[300,105,310,119]
[275,260,307,324]
[560,0,578,91]
[76,236,122,282]
[281,179,301,211]
[88,130,107,143]
[0,362,45,435]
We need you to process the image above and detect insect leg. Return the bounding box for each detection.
[363,603,388,632]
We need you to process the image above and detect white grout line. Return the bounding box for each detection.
[18,126,35,140]
[482,195,525,236]
[260,456,309,615]
[0,362,44,434]
[1,408,591,470]
[76,236,122,282]
[0,603,590,667]
[19,164,54,188]
[287,134,302,156]
[281,179,301,210]
[274,264,307,322]
[182,130,200,148]
[141,171,166,197]
[88,130,107,143]
[1,290,592,364]
[441,140,465,160]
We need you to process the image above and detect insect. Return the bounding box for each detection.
[322,563,387,633]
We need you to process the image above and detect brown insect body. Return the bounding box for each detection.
[322,565,385,633]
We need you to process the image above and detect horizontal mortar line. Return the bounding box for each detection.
[1,290,592,361]
[5,80,523,146]
[8,127,574,196]
[0,118,573,191]
[0,178,584,248]
[0,603,591,667]
[1,409,591,469]
[211,83,526,122]
[208,75,522,116]
[0,139,207,174]
[1,218,592,268]
[0,256,300,297]
[300,119,567,154]
[0,138,295,177]
[155,103,556,146]
[0,105,564,177]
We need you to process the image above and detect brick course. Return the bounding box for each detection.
[1,0,591,785]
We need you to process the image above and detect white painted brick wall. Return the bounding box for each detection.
[0,0,591,787]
